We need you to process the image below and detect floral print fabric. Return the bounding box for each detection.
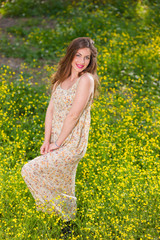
[21,75,93,221]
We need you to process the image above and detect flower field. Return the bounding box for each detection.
[0,0,160,239]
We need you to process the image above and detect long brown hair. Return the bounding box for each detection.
[51,37,100,98]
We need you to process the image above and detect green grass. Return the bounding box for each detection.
[0,0,160,239]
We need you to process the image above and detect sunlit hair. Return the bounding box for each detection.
[51,37,100,99]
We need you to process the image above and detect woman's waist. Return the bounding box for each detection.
[50,134,88,158]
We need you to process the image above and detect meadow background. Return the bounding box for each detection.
[0,0,160,239]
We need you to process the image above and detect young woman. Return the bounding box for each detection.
[21,37,99,236]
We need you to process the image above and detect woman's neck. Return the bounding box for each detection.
[69,70,79,81]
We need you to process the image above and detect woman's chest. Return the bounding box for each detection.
[52,87,76,111]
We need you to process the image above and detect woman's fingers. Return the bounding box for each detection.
[40,144,47,155]
[40,143,56,154]
[40,146,44,155]
[48,144,54,152]
[45,145,49,154]
[48,145,52,152]
[49,143,58,152]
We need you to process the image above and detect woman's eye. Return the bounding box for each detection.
[76,54,80,57]
[86,56,90,60]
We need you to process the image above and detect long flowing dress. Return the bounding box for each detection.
[21,75,94,221]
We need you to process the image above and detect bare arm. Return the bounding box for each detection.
[44,98,54,142]
[49,73,94,151]
[40,84,56,154]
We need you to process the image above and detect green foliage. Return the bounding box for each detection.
[0,0,159,92]
[0,0,67,17]
[0,1,160,239]
[1,65,160,239]
[0,66,49,160]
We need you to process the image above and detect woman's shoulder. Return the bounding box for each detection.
[78,73,94,93]
[80,72,94,79]
[79,72,94,85]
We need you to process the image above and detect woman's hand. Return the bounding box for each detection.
[48,143,59,152]
[40,141,50,155]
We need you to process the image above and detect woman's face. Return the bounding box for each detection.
[71,48,91,73]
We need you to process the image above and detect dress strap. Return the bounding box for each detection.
[76,76,81,84]
[74,75,82,88]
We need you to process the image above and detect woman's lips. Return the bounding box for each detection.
[76,64,84,69]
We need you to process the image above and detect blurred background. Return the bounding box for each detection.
[0,1,160,239]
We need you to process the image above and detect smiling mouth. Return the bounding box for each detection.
[76,64,84,69]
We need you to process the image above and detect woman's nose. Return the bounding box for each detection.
[80,58,85,64]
